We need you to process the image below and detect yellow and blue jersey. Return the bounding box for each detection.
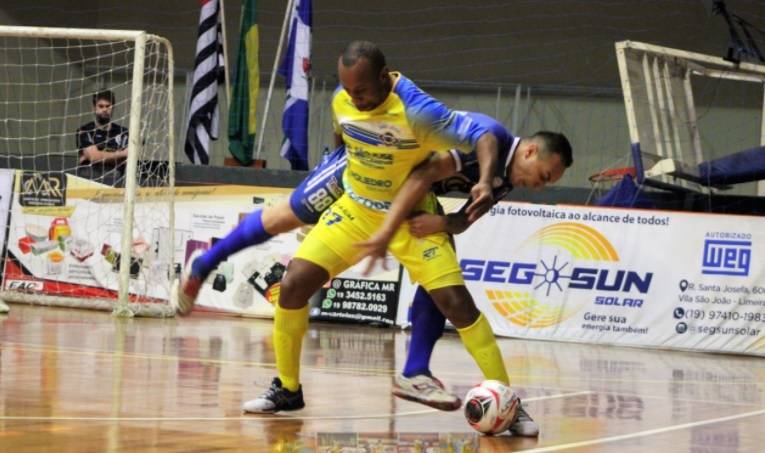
[332,72,490,211]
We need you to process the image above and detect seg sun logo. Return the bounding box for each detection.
[461,222,653,328]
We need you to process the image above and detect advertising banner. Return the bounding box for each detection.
[2,177,402,320]
[449,201,765,356]
[172,186,296,317]
[3,172,172,301]
[310,261,402,326]
[172,186,402,320]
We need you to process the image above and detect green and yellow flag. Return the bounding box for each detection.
[228,0,259,165]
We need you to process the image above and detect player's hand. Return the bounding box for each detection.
[409,213,446,237]
[465,181,493,223]
[355,230,395,276]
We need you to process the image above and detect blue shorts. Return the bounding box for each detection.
[289,145,348,224]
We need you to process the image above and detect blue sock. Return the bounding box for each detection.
[192,209,273,279]
[403,286,446,378]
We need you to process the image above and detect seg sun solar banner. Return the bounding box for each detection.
[453,201,765,356]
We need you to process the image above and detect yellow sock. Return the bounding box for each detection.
[457,313,510,385]
[273,304,309,392]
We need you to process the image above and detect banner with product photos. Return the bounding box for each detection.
[435,201,765,356]
[1,174,401,320]
[172,185,401,322]
[2,171,172,302]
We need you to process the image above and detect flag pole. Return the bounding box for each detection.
[218,0,232,102]
[255,0,294,161]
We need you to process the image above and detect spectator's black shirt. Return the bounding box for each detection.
[76,121,128,160]
[75,121,128,186]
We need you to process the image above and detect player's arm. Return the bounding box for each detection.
[409,211,471,237]
[77,128,128,164]
[79,146,128,164]
[355,152,457,274]
[406,96,499,223]
[467,132,498,222]
[410,182,505,237]
[377,151,457,236]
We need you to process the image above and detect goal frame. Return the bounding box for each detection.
[0,26,175,317]
[615,40,765,193]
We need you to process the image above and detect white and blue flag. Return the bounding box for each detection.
[279,0,312,170]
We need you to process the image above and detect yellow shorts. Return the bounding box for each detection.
[293,193,464,291]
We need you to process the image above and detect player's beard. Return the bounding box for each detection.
[96,113,110,125]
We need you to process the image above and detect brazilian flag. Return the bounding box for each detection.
[228,0,259,165]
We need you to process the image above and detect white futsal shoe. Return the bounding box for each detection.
[392,374,462,411]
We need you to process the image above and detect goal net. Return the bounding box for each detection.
[0,26,175,317]
[615,40,765,192]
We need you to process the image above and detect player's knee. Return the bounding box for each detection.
[278,272,305,308]
[262,201,303,235]
[429,286,479,328]
[278,259,329,309]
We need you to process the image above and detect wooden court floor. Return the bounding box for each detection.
[1,304,765,452]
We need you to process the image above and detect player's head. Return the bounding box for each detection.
[509,131,572,189]
[92,90,115,125]
[338,41,390,111]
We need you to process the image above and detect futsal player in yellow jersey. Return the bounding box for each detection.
[243,41,511,419]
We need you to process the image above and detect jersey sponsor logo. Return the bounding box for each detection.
[423,247,439,261]
[347,146,394,169]
[346,188,391,211]
[347,169,392,189]
[341,123,418,150]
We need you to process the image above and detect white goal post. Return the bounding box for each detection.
[615,40,765,193]
[0,26,175,317]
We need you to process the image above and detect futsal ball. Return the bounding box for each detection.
[463,380,520,435]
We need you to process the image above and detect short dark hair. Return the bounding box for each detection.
[341,41,387,76]
[531,131,573,168]
[92,90,115,106]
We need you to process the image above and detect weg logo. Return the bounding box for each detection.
[702,239,751,276]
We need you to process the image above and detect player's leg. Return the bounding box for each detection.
[427,282,540,435]
[427,284,509,381]
[241,257,331,414]
[173,201,304,315]
[402,286,445,378]
[432,282,541,435]
[197,200,303,279]
[401,201,450,380]
[243,197,361,414]
[173,146,347,315]
[393,285,461,410]
[394,198,459,410]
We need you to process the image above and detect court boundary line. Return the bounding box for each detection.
[524,407,765,452]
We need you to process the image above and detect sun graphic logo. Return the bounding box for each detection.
[487,222,620,328]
